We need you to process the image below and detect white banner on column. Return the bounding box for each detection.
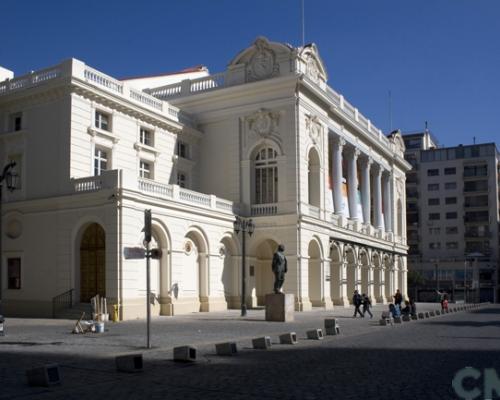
[356,189,364,223]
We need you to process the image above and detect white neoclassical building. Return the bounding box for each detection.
[0,37,410,319]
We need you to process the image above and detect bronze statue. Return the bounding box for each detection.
[272,244,287,294]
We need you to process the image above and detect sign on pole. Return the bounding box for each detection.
[124,247,146,260]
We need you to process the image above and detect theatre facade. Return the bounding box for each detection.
[0,37,410,319]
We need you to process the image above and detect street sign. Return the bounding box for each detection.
[124,247,146,260]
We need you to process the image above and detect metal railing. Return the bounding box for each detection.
[52,288,74,318]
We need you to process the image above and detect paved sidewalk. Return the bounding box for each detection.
[0,303,491,399]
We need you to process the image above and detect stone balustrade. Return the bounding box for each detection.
[0,59,192,127]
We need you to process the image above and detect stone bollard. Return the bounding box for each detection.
[418,312,425,319]
[429,311,435,317]
[435,310,441,315]
[411,314,418,320]
[324,319,341,335]
[279,332,297,345]
[26,364,61,387]
[215,342,238,356]
[173,346,197,362]
[306,329,324,340]
[393,316,403,324]
[115,354,143,373]
[425,312,430,318]
[402,315,411,322]
[252,336,272,349]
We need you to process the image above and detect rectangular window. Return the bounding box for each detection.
[177,172,187,188]
[176,141,189,159]
[94,148,108,176]
[445,182,457,190]
[444,167,456,175]
[429,227,441,235]
[429,242,441,250]
[428,183,439,191]
[139,160,152,179]
[427,169,439,176]
[446,242,459,250]
[7,257,21,289]
[428,198,440,206]
[139,128,153,146]
[464,195,489,207]
[446,227,458,234]
[446,212,458,219]
[9,112,23,131]
[429,213,441,220]
[464,180,488,192]
[464,165,488,177]
[95,111,110,131]
[445,197,457,205]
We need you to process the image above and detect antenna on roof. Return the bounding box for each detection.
[388,90,393,132]
[425,121,429,133]
[473,136,476,144]
[301,0,305,46]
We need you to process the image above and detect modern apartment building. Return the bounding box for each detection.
[0,37,409,319]
[404,131,499,302]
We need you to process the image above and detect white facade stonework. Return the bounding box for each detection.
[0,37,410,319]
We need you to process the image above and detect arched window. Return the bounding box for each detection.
[255,148,278,204]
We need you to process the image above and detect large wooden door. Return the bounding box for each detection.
[80,223,106,302]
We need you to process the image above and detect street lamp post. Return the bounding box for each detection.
[233,216,255,317]
[0,161,19,315]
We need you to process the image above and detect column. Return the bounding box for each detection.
[383,171,393,232]
[347,147,360,220]
[360,157,372,225]
[368,267,376,303]
[373,165,384,229]
[331,136,345,215]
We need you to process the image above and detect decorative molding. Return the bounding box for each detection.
[305,114,323,145]
[87,126,120,144]
[247,37,279,82]
[246,108,280,139]
[306,55,321,83]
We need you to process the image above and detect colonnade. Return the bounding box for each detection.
[331,136,393,232]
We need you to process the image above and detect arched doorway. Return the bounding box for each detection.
[308,148,321,207]
[250,239,278,306]
[372,253,382,304]
[183,229,209,312]
[220,235,239,309]
[360,250,369,296]
[80,223,105,302]
[345,247,356,303]
[330,243,342,305]
[308,239,322,307]
[384,255,392,302]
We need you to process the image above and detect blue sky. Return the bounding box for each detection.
[2,0,499,148]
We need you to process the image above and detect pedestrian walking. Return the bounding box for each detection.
[362,293,373,318]
[352,290,363,317]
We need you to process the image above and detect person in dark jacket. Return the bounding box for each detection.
[352,290,363,317]
[393,289,403,306]
[362,293,373,318]
[272,244,287,294]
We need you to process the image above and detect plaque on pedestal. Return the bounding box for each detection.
[265,293,294,322]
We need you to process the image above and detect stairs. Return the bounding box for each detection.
[53,303,92,320]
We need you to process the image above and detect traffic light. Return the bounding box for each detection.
[144,209,152,243]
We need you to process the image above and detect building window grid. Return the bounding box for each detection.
[428,198,440,206]
[445,182,457,190]
[255,148,278,204]
[7,257,21,290]
[445,197,457,205]
[176,141,189,159]
[139,160,152,179]
[427,168,439,176]
[444,167,456,175]
[140,128,153,147]
[94,148,108,176]
[428,183,439,191]
[177,172,187,188]
[95,111,110,131]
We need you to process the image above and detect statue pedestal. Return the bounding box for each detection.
[265,293,294,322]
